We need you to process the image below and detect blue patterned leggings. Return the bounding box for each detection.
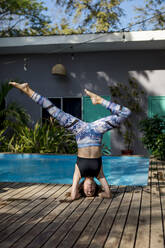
[31,92,131,148]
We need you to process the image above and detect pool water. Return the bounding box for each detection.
[0,154,149,186]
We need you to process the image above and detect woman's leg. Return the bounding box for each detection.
[9,82,34,97]
[9,82,85,134]
[85,89,131,131]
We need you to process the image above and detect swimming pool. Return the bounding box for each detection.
[0,154,149,186]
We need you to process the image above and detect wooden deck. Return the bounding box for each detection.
[0,159,165,248]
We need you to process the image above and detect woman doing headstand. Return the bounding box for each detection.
[9,82,131,200]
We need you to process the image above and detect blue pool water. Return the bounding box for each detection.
[0,154,149,186]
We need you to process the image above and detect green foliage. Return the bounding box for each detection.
[1,0,165,37]
[139,115,165,160]
[109,77,144,150]
[0,129,7,151]
[0,80,77,154]
[0,120,77,154]
[123,129,134,151]
[132,0,165,30]
[152,134,165,160]
[0,0,51,37]
[0,81,12,106]
[0,80,31,129]
[53,0,125,33]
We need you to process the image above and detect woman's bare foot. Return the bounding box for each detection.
[9,82,29,92]
[84,89,103,105]
[9,82,34,97]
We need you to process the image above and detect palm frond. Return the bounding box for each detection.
[5,102,31,125]
[0,81,12,106]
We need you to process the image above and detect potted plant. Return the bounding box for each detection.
[109,76,144,155]
[121,130,134,155]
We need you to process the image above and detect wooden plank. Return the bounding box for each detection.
[103,186,134,248]
[0,182,8,188]
[150,160,164,248]
[39,197,94,248]
[73,199,113,248]
[0,182,21,190]
[0,183,52,229]
[0,184,59,244]
[0,185,70,248]
[0,184,60,226]
[0,183,49,224]
[0,182,40,214]
[0,182,16,190]
[57,197,103,248]
[24,196,86,248]
[147,159,152,186]
[160,160,165,240]
[0,183,47,223]
[157,160,165,247]
[0,182,25,206]
[73,188,118,248]
[151,159,158,187]
[0,183,44,200]
[157,161,165,185]
[0,182,15,207]
[0,183,38,215]
[118,187,142,248]
[0,182,29,201]
[11,185,72,248]
[135,186,151,248]
[89,187,125,248]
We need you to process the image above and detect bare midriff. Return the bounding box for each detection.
[77,146,102,158]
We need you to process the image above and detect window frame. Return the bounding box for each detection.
[41,96,82,123]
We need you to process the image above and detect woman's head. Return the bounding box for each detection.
[79,177,101,197]
[83,177,96,196]
[65,178,102,200]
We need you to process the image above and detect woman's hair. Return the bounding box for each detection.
[78,180,102,197]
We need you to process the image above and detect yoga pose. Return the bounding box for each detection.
[9,82,131,200]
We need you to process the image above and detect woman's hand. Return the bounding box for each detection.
[98,191,111,199]
[71,192,81,200]
[64,191,81,201]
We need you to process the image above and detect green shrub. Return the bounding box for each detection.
[139,115,165,160]
[0,80,31,130]
[0,80,77,154]
[0,121,77,154]
[152,133,165,160]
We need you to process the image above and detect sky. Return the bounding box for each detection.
[41,0,146,31]
[119,0,145,28]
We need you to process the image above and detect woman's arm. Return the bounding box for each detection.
[97,167,111,198]
[71,164,81,200]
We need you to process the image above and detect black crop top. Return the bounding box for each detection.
[77,157,102,178]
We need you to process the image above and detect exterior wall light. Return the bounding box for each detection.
[51,64,67,76]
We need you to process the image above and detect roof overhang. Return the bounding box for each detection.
[0,30,165,55]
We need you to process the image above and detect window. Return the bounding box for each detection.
[42,97,82,123]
